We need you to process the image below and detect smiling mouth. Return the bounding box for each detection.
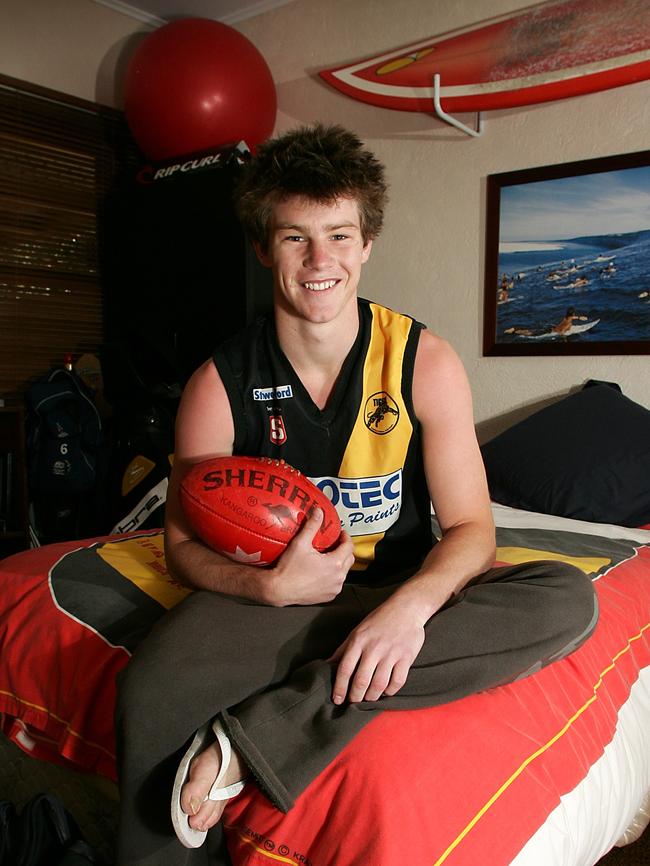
[303,279,338,291]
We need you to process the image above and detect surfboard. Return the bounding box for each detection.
[552,278,590,289]
[519,319,600,339]
[319,0,650,113]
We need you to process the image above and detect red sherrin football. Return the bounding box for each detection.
[180,456,341,566]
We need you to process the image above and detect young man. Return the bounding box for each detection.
[115,124,597,865]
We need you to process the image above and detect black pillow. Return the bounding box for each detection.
[480,384,650,527]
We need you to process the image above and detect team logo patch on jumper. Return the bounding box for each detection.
[364,391,400,434]
[253,385,293,401]
[310,470,402,536]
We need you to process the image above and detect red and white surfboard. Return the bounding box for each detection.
[319,0,650,113]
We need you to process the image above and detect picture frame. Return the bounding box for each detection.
[483,150,650,356]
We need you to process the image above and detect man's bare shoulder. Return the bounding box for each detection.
[413,329,470,398]
[175,359,234,459]
[183,358,224,398]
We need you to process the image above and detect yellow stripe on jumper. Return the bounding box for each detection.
[339,303,414,569]
[496,546,610,575]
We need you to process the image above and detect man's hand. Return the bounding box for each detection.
[265,508,355,607]
[330,597,427,704]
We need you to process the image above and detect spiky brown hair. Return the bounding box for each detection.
[234,123,388,249]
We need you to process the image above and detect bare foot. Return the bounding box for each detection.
[180,736,247,832]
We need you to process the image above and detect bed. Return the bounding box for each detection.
[1,382,649,866]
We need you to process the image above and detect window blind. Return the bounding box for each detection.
[0,74,140,402]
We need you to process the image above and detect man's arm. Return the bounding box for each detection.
[332,330,496,704]
[164,360,354,605]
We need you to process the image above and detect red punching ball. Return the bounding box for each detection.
[124,18,277,162]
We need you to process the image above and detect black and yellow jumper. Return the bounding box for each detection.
[213,298,433,583]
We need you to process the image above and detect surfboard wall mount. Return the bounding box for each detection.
[319,0,650,137]
[433,74,483,138]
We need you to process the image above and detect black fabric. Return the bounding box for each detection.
[26,368,102,496]
[0,800,19,866]
[55,841,97,866]
[212,298,433,583]
[25,367,106,543]
[481,384,650,527]
[13,793,96,866]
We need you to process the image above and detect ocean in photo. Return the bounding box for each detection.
[495,229,650,343]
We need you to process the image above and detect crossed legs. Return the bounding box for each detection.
[114,560,597,865]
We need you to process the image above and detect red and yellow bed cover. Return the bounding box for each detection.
[0,505,649,865]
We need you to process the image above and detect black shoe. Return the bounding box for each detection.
[14,793,96,866]
[0,800,19,866]
[55,839,97,865]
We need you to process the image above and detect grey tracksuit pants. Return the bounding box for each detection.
[114,560,597,866]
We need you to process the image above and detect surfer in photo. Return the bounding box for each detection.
[564,276,589,290]
[504,307,590,338]
[497,273,512,303]
[552,307,589,334]
[599,262,617,277]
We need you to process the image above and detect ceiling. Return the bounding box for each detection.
[93,0,298,27]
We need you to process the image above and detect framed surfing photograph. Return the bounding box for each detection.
[483,150,650,356]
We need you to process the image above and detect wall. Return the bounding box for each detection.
[0,0,148,105]
[2,0,649,435]
[236,0,650,436]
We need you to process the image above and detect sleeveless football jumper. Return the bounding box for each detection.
[213,297,432,583]
[114,300,598,866]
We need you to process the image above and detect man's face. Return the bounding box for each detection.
[256,195,373,325]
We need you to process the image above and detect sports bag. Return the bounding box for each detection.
[26,367,102,496]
